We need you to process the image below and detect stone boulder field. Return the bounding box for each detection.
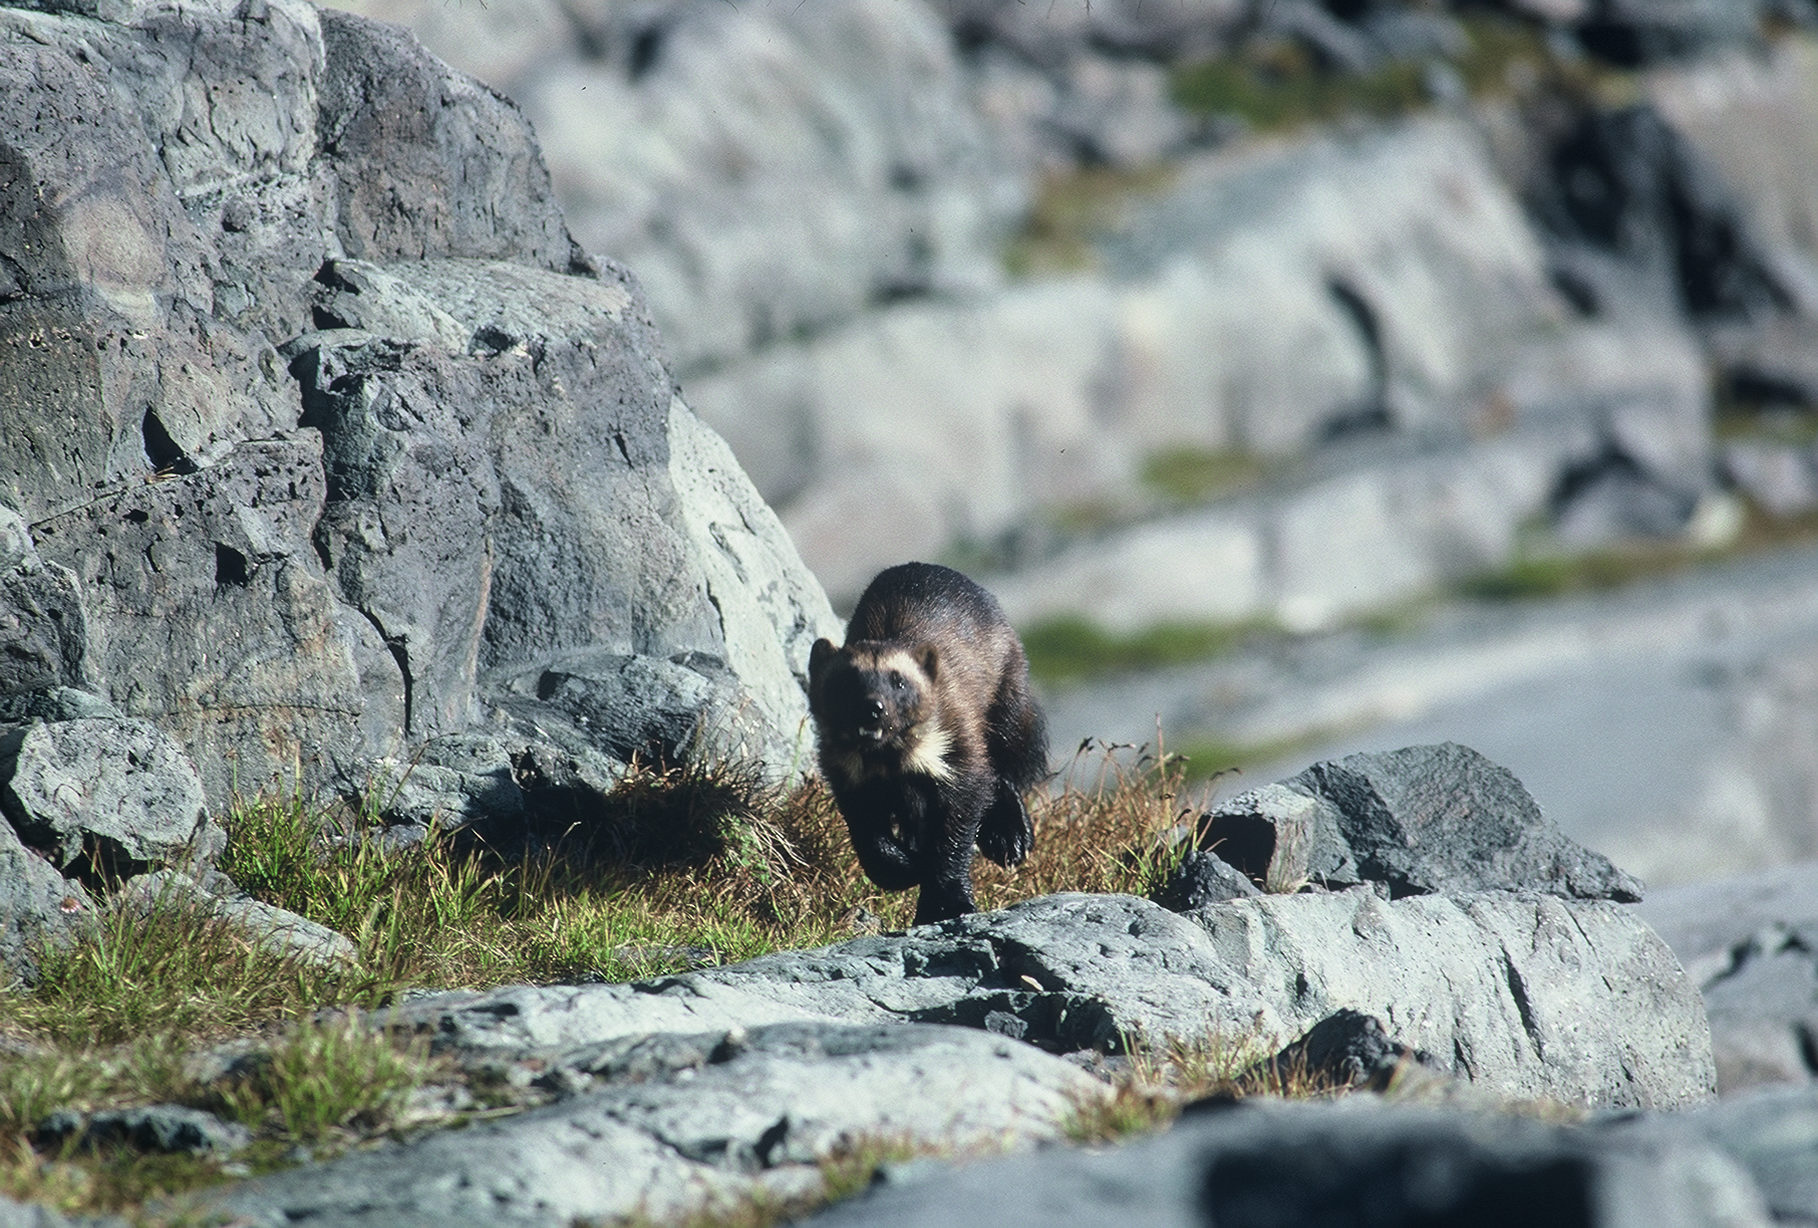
[3,1,1818,1226]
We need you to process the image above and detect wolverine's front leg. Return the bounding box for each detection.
[912,777,991,925]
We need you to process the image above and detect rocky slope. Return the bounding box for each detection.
[333,0,1818,604]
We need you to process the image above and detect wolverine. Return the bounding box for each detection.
[808,562,1048,924]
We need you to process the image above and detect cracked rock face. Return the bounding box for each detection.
[0,0,837,814]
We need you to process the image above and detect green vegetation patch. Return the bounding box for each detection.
[1171,42,1425,132]
[1020,614,1269,685]
[1170,15,1559,134]
[1004,163,1176,278]
[1140,445,1270,506]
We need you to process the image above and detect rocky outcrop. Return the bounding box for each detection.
[160,742,1707,1225]
[0,0,837,828]
[1195,742,1644,901]
[210,1019,1100,1228]
[321,0,1818,612]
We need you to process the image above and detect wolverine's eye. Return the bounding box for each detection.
[890,672,905,690]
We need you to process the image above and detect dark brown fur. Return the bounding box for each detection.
[808,562,1047,924]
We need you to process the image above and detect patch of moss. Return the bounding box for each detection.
[1140,445,1269,506]
[1020,615,1269,686]
[1170,15,1569,133]
[1004,163,1176,278]
[1169,39,1426,132]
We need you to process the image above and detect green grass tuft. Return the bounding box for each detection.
[210,1016,436,1142]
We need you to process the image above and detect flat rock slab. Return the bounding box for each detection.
[400,891,1712,1110]
[203,1020,1101,1227]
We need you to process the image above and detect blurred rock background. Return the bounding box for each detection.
[325,0,1818,887]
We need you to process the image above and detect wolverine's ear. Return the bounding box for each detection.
[919,644,939,681]
[809,638,835,679]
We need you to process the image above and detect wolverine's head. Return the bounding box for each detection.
[807,639,948,778]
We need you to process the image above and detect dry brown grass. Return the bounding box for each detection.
[972,738,1235,912]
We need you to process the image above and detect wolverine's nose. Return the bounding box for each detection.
[866,699,885,722]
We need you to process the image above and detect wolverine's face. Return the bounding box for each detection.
[808,639,935,759]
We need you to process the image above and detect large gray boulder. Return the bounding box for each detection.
[0,716,208,873]
[1197,743,1645,902]
[0,0,837,813]
[398,888,1711,1111]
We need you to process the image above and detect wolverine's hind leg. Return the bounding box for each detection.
[975,778,1033,868]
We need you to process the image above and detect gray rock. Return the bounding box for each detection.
[1103,116,1564,443]
[697,115,1573,605]
[314,8,583,273]
[362,0,1027,377]
[0,688,119,727]
[1650,38,1818,311]
[0,506,87,700]
[1237,1008,1433,1093]
[1722,439,1818,519]
[0,814,90,987]
[36,1104,251,1157]
[531,649,746,767]
[205,1019,1100,1227]
[805,1097,1772,1228]
[1715,318,1818,412]
[368,735,525,834]
[289,257,837,776]
[0,718,209,873]
[1672,1084,1818,1223]
[1635,861,1818,1093]
[1184,889,1709,1108]
[400,889,1710,1110]
[118,871,358,970]
[1199,744,1644,902]
[1527,102,1789,322]
[1153,849,1262,911]
[1574,0,1765,65]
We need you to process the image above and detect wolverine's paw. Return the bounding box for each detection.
[977,783,1034,867]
